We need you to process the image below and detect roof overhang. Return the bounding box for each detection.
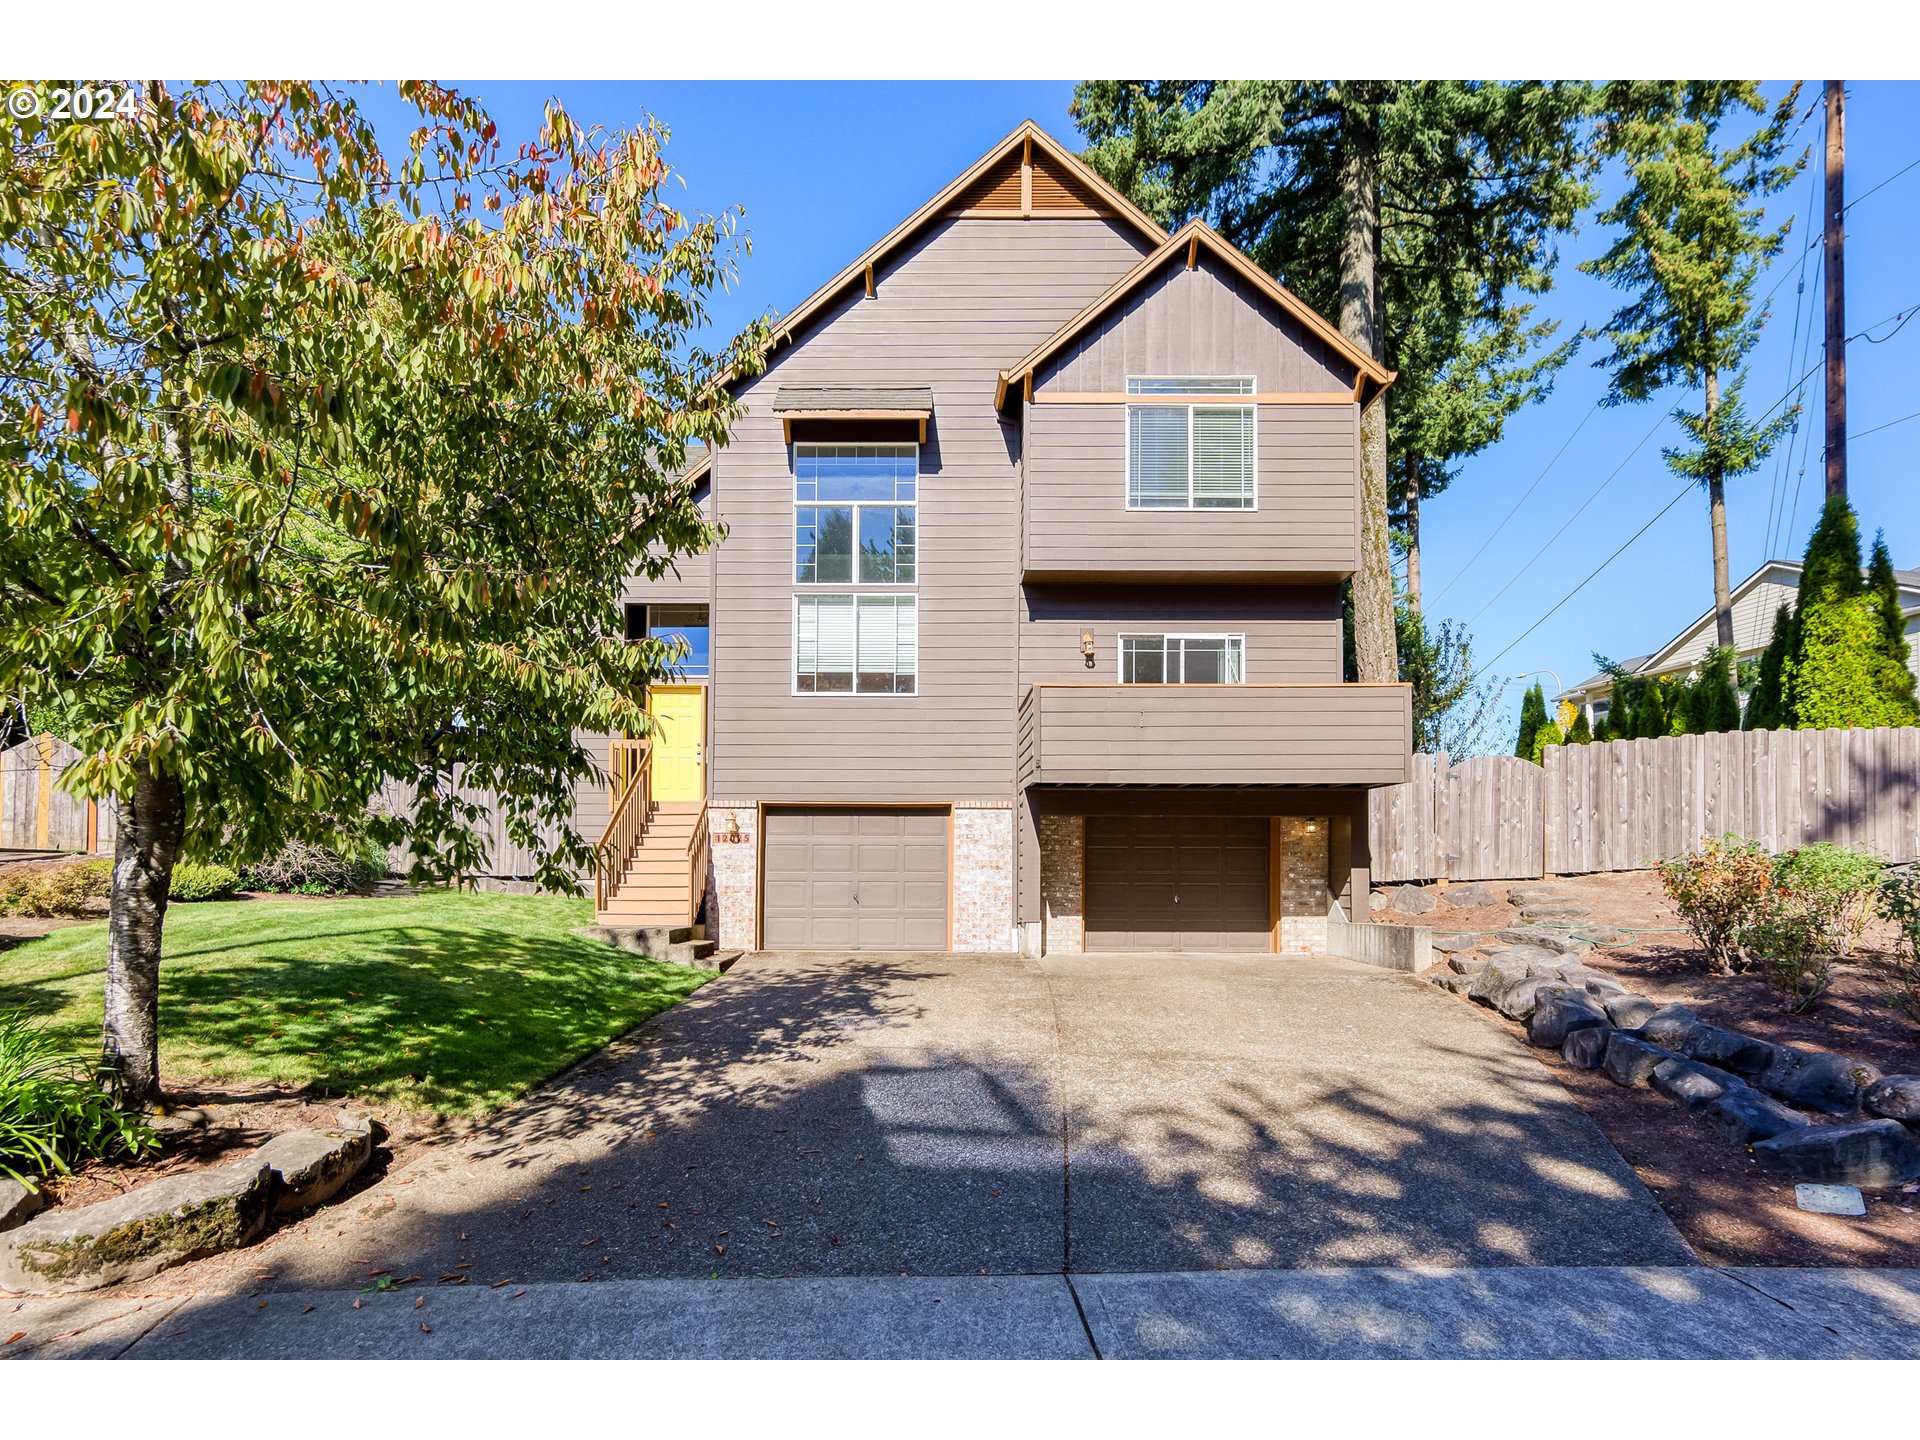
[772,386,934,444]
[995,219,1395,412]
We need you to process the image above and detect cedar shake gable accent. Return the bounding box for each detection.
[716,121,1166,388]
[995,219,1396,411]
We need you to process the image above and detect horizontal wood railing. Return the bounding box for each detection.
[594,738,652,912]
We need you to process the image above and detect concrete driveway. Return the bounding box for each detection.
[213,949,1693,1295]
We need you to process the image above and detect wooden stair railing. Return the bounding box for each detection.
[682,799,710,927]
[594,738,652,913]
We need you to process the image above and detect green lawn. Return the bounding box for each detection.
[0,892,712,1116]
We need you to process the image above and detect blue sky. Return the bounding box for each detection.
[361,80,1920,746]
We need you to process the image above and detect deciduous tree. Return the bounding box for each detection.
[0,82,766,1103]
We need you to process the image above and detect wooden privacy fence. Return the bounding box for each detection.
[1369,725,1920,884]
[0,735,115,854]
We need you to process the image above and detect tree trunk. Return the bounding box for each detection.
[1403,454,1422,618]
[1704,367,1735,650]
[103,762,184,1107]
[1823,79,1847,501]
[1338,86,1397,683]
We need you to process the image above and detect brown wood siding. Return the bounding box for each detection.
[1023,402,1359,581]
[623,478,713,607]
[1019,584,1342,685]
[1018,684,1412,788]
[711,216,1152,803]
[1036,254,1351,393]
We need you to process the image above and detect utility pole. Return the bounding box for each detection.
[1824,79,1847,500]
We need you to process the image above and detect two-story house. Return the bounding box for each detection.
[593,121,1413,957]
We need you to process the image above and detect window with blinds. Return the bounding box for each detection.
[795,595,917,694]
[1125,376,1256,510]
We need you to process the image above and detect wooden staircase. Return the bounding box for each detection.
[594,739,710,930]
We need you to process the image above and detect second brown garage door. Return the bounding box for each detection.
[1084,814,1271,952]
[761,808,949,950]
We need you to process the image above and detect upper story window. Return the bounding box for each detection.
[1120,633,1245,684]
[795,444,917,584]
[1125,376,1256,510]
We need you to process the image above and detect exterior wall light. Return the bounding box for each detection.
[1080,631,1096,668]
[724,812,743,845]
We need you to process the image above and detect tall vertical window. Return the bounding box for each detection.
[1125,377,1256,510]
[794,444,918,584]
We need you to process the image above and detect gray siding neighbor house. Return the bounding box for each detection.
[597,121,1412,956]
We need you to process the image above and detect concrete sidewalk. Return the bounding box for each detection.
[8,1266,1918,1359]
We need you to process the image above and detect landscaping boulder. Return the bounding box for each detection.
[1388,885,1439,916]
[1562,1023,1615,1070]
[1494,928,1589,956]
[0,1159,273,1294]
[1432,933,1481,955]
[1442,884,1498,910]
[1447,953,1486,975]
[1467,954,1537,1008]
[1699,1086,1804,1146]
[1368,891,1389,913]
[1637,1004,1706,1050]
[2,1177,48,1233]
[1572,926,1628,946]
[1603,993,1661,1029]
[256,1115,376,1217]
[1494,974,1574,1022]
[1651,1057,1744,1112]
[1507,886,1571,907]
[1680,1025,1782,1080]
[1604,1032,1679,1087]
[1529,988,1610,1049]
[1521,905,1591,923]
[1863,1075,1920,1125]
[1753,1119,1920,1188]
[1756,1048,1881,1117]
[1430,970,1477,995]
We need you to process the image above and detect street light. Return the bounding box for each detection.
[1511,668,1563,698]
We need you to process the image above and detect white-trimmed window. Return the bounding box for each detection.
[1125,376,1256,510]
[796,595,918,694]
[1119,633,1245,684]
[794,444,917,584]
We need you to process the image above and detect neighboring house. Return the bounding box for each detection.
[1557,558,1920,726]
[593,121,1412,956]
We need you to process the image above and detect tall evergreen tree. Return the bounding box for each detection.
[1582,82,1805,650]
[1567,711,1594,744]
[1515,682,1549,758]
[1637,679,1671,739]
[1071,81,1595,665]
[1744,603,1794,729]
[1783,496,1920,729]
[1692,647,1743,732]
[1867,532,1919,717]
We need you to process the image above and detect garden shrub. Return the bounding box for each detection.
[1658,836,1775,974]
[0,1010,160,1188]
[168,860,241,902]
[239,836,387,894]
[0,858,111,918]
[1875,868,1920,1030]
[1740,898,1832,1012]
[1770,842,1884,955]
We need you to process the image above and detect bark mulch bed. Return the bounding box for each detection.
[1382,870,1920,1267]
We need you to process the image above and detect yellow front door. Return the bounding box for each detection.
[647,684,706,802]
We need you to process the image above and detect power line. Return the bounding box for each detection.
[1853,408,1920,442]
[1427,403,1600,609]
[1763,153,1824,558]
[1480,478,1697,674]
[1844,154,1920,214]
[1461,407,1670,631]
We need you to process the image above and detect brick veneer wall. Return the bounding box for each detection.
[1039,813,1085,954]
[1277,815,1331,955]
[951,804,1014,951]
[708,804,757,950]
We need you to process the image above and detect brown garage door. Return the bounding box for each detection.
[761,808,949,950]
[1085,814,1270,952]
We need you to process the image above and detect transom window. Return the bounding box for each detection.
[1125,376,1256,510]
[1120,633,1245,684]
[794,444,917,584]
[624,602,710,679]
[796,595,918,694]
